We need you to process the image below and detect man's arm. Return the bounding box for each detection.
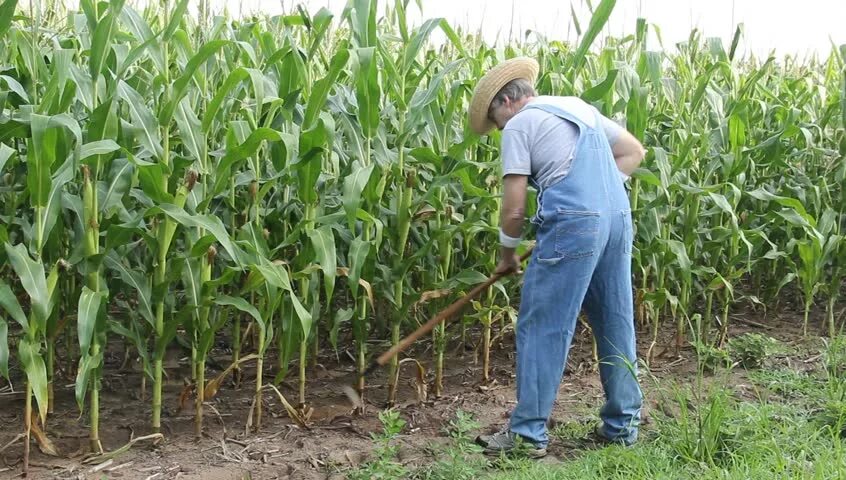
[600,116,646,176]
[610,128,646,176]
[495,173,528,274]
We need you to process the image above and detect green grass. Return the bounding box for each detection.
[348,338,846,480]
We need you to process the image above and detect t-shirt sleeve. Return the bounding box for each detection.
[599,115,625,146]
[500,128,532,176]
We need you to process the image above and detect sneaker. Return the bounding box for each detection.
[475,424,509,447]
[590,422,636,447]
[476,429,548,458]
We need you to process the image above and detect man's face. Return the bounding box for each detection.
[488,96,530,130]
[488,98,514,130]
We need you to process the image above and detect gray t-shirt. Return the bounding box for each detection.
[500,96,624,189]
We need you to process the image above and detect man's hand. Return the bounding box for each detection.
[494,250,522,276]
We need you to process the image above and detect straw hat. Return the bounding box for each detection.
[468,57,540,135]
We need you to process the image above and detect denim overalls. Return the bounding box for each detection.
[507,100,643,448]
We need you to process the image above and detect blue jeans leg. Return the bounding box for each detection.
[583,213,642,443]
[508,253,597,448]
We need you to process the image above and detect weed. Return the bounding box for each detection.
[728,333,781,368]
[693,340,733,373]
[347,409,408,480]
[749,368,821,403]
[414,410,490,480]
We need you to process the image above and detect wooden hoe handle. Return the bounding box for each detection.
[363,245,534,377]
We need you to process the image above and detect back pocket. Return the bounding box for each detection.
[538,209,599,263]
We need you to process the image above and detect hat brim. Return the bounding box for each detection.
[468,57,540,135]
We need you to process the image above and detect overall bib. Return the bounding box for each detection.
[507,101,643,448]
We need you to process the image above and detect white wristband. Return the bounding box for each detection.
[499,228,522,248]
[619,171,630,182]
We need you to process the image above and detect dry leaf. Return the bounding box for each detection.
[359,279,374,307]
[204,353,259,399]
[178,383,194,411]
[82,434,163,465]
[414,205,437,221]
[414,289,452,308]
[263,384,310,429]
[30,414,59,457]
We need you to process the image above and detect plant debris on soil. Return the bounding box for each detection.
[0,310,833,480]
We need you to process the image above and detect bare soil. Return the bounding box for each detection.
[0,307,832,480]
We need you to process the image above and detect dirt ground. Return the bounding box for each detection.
[0,307,831,480]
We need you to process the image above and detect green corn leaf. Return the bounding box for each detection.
[347,236,370,299]
[137,163,174,204]
[153,311,186,360]
[78,0,96,30]
[254,262,293,292]
[665,239,693,272]
[777,209,813,229]
[354,47,381,138]
[728,23,744,61]
[212,127,282,197]
[104,252,155,328]
[89,0,126,79]
[0,0,18,38]
[747,188,815,226]
[632,168,662,187]
[152,204,246,267]
[0,316,7,379]
[36,159,73,253]
[402,18,441,73]
[570,0,616,79]
[174,97,205,164]
[330,308,354,352]
[582,69,619,102]
[306,7,334,60]
[77,286,106,356]
[79,140,121,163]
[98,158,134,218]
[162,0,188,40]
[350,0,377,48]
[108,319,151,379]
[159,40,230,125]
[252,261,312,337]
[304,48,349,128]
[198,312,227,359]
[0,74,28,101]
[407,60,463,128]
[438,19,468,59]
[182,257,202,314]
[18,336,48,423]
[570,1,582,36]
[28,115,58,208]
[308,225,337,305]
[0,281,27,330]
[202,67,248,132]
[117,81,162,159]
[343,164,375,231]
[0,143,14,173]
[118,5,165,72]
[74,350,101,412]
[454,269,489,286]
[5,243,49,331]
[706,192,738,224]
[215,295,264,332]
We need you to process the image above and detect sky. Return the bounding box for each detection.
[202,0,846,59]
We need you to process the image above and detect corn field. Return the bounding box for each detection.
[0,0,844,473]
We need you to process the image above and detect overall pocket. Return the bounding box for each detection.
[537,209,600,264]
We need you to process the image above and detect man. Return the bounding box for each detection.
[469,57,646,458]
